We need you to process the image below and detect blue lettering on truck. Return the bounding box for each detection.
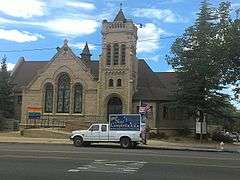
[109,114,140,131]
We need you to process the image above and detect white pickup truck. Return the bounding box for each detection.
[70,114,146,148]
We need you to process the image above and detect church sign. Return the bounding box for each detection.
[27,107,42,119]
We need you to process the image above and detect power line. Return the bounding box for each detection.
[0,35,178,53]
[0,47,56,53]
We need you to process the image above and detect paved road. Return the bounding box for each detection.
[0,143,239,180]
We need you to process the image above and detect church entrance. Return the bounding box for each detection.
[107,97,122,119]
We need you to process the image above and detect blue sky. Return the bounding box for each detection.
[0,0,239,108]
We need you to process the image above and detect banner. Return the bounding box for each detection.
[27,107,42,119]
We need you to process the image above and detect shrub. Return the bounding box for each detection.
[149,132,168,139]
[176,127,191,136]
[212,131,233,143]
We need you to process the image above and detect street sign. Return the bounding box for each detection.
[196,122,207,134]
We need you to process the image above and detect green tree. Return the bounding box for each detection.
[0,55,14,117]
[167,0,235,121]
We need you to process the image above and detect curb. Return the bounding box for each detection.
[0,140,239,154]
[140,145,240,153]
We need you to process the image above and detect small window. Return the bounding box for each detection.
[163,106,168,119]
[109,79,114,87]
[101,125,107,132]
[17,95,22,104]
[89,125,99,131]
[117,79,122,87]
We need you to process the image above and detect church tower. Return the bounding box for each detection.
[98,7,138,118]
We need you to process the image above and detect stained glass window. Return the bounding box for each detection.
[57,73,70,113]
[44,83,53,113]
[74,83,83,113]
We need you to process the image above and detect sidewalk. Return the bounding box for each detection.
[0,135,239,153]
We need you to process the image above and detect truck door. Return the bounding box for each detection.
[85,124,100,141]
[99,125,108,141]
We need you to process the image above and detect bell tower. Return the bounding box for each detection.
[98,7,138,118]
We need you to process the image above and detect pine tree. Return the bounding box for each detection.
[167,0,234,120]
[0,55,14,118]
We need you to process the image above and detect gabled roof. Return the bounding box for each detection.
[133,60,172,101]
[10,60,48,92]
[114,9,126,22]
[11,58,178,101]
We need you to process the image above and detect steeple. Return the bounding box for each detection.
[114,3,126,22]
[80,42,91,66]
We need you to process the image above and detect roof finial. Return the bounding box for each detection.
[120,3,122,10]
[64,39,68,45]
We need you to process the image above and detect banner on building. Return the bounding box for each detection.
[139,103,151,114]
[27,107,42,119]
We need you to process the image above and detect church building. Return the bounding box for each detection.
[11,9,195,133]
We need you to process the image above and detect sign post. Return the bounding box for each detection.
[195,111,207,143]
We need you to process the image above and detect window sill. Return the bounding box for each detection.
[55,113,71,115]
[72,113,84,116]
[43,113,53,116]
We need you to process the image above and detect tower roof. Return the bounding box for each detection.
[81,42,91,56]
[114,9,126,22]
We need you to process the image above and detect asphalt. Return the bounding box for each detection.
[0,136,239,153]
[0,143,239,180]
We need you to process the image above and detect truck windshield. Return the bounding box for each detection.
[89,125,99,131]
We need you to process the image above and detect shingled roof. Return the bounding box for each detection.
[11,59,178,101]
[114,9,126,22]
[10,60,48,92]
[132,60,176,101]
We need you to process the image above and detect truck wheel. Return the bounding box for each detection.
[120,137,131,148]
[73,137,83,147]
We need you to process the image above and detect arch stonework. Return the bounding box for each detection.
[101,93,126,118]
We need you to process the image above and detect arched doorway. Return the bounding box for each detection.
[107,97,123,119]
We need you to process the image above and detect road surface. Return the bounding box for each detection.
[0,143,239,180]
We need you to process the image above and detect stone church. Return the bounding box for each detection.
[11,9,195,133]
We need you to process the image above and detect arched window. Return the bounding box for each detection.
[106,44,111,65]
[74,83,83,113]
[117,79,122,87]
[121,44,126,65]
[113,43,119,65]
[44,83,53,113]
[57,73,70,113]
[109,79,114,87]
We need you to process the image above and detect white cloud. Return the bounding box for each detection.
[137,23,166,53]
[149,55,161,62]
[0,0,46,18]
[0,16,99,37]
[66,1,95,10]
[7,63,15,71]
[70,42,96,50]
[38,18,99,36]
[134,8,187,23]
[232,3,240,9]
[0,29,44,43]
